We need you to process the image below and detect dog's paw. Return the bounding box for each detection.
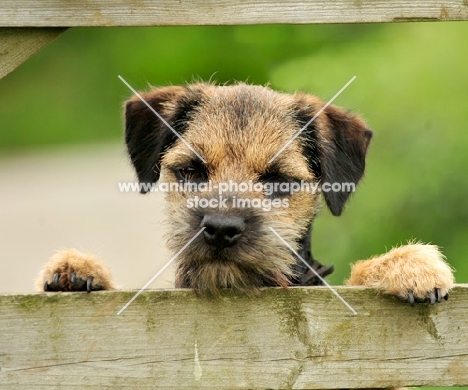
[347,243,454,305]
[35,249,115,292]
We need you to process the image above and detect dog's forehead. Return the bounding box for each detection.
[196,84,295,127]
[176,85,312,178]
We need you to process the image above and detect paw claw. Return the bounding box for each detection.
[70,273,87,290]
[398,288,449,306]
[436,288,442,303]
[45,272,63,291]
[408,290,415,307]
[429,291,436,305]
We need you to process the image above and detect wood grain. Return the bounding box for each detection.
[1,285,467,389]
[0,28,66,80]
[0,1,467,27]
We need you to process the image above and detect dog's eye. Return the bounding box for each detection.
[176,167,207,182]
[259,173,299,197]
[259,173,284,183]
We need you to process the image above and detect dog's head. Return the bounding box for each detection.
[125,83,372,294]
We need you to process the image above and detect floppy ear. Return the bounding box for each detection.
[124,86,201,193]
[296,97,372,216]
[320,105,372,215]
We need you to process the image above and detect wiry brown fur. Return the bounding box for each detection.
[36,82,454,303]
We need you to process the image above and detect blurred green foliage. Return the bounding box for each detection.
[0,22,467,288]
[0,24,378,148]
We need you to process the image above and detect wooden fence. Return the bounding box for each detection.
[1,1,468,388]
[1,286,468,388]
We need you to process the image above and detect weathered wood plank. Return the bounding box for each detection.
[0,1,467,27]
[0,28,67,80]
[1,286,467,389]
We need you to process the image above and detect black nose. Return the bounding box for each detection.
[201,215,245,250]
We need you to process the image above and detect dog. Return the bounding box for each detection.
[36,83,454,305]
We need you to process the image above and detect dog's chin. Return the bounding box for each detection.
[174,247,294,296]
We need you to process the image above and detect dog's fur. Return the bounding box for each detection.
[36,83,454,304]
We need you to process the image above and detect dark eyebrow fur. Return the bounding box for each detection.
[171,87,203,135]
[293,108,322,180]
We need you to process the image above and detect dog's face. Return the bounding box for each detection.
[125,83,372,294]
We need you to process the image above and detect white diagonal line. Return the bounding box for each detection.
[268,76,356,164]
[269,227,357,315]
[117,227,206,315]
[118,75,206,164]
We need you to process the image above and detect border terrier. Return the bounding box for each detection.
[36,83,454,305]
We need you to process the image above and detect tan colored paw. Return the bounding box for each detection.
[35,249,115,292]
[347,243,454,304]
